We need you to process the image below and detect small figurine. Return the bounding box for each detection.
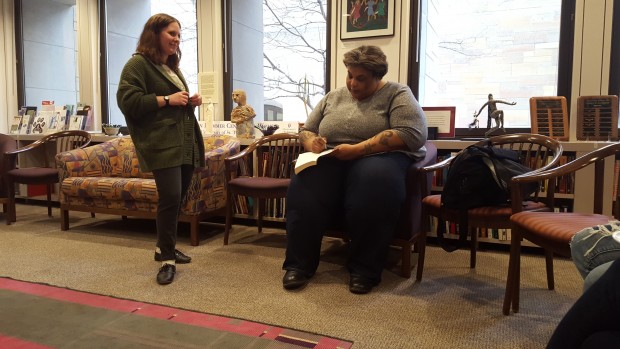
[472,93,516,137]
[230,89,256,139]
[468,112,480,129]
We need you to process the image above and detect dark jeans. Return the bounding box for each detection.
[283,152,412,283]
[547,258,620,349]
[152,164,194,261]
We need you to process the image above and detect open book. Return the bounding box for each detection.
[294,149,334,175]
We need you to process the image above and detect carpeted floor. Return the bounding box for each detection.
[0,204,584,348]
[0,277,352,348]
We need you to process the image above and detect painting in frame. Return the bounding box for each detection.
[422,106,456,139]
[340,0,395,40]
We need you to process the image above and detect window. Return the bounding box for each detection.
[101,0,198,125]
[410,0,573,134]
[223,0,330,123]
[16,0,78,109]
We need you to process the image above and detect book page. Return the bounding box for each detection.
[294,149,334,175]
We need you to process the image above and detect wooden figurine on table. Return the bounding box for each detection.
[231,89,256,139]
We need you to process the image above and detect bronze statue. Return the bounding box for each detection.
[472,93,516,137]
[230,89,256,139]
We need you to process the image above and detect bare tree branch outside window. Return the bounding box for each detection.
[263,0,327,119]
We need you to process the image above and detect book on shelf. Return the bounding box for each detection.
[9,116,22,134]
[294,149,334,175]
[68,115,84,130]
[30,115,50,135]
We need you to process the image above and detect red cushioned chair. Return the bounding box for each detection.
[504,142,620,315]
[223,133,302,245]
[4,130,91,224]
[419,133,563,279]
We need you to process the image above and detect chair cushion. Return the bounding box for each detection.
[7,168,60,184]
[60,177,159,203]
[423,194,548,219]
[228,177,290,197]
[510,211,613,256]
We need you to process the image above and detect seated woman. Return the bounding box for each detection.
[281,45,427,294]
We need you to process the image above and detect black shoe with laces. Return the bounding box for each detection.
[154,249,191,264]
[156,264,176,285]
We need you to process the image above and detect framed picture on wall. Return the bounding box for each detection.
[340,0,395,40]
[422,106,456,138]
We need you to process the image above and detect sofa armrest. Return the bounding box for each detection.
[56,146,100,185]
[181,136,241,215]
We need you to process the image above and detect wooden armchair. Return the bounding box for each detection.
[504,142,620,315]
[0,134,17,221]
[4,130,91,223]
[419,133,563,279]
[223,133,302,245]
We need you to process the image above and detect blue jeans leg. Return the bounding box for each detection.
[570,220,620,280]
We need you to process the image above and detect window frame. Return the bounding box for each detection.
[408,0,576,138]
[221,0,332,122]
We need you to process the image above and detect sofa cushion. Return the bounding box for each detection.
[60,177,159,203]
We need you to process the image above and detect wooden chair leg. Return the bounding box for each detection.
[256,198,263,233]
[46,184,53,216]
[502,230,521,315]
[545,250,555,290]
[7,179,16,224]
[190,217,199,246]
[469,225,477,269]
[60,209,69,230]
[415,233,427,281]
[224,193,234,245]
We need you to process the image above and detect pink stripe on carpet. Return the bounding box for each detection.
[0,334,53,349]
[0,278,353,348]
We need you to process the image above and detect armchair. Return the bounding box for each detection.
[504,142,620,315]
[4,130,91,224]
[223,133,302,245]
[419,133,563,279]
[0,134,17,221]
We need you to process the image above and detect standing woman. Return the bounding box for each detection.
[117,13,204,285]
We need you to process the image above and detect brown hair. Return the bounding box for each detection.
[342,45,388,79]
[135,13,182,70]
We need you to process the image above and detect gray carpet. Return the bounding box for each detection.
[0,204,582,348]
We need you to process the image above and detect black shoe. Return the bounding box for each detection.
[282,270,311,290]
[157,264,176,285]
[349,275,378,294]
[154,249,192,264]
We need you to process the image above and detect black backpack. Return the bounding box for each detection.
[437,144,539,251]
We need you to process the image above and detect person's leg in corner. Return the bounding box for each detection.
[344,152,412,294]
[283,157,347,290]
[547,258,620,349]
[570,221,620,291]
[152,164,194,285]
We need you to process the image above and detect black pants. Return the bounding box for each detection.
[283,152,412,283]
[152,164,194,261]
[547,258,620,349]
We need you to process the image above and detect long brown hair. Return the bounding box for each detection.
[135,13,182,70]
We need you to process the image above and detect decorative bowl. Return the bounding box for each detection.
[103,127,120,136]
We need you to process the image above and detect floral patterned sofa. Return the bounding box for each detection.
[55,135,240,246]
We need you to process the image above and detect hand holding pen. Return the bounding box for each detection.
[310,134,328,153]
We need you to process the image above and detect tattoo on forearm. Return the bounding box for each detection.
[378,131,394,146]
[299,130,316,143]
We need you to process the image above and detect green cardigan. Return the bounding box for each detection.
[116,54,205,172]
